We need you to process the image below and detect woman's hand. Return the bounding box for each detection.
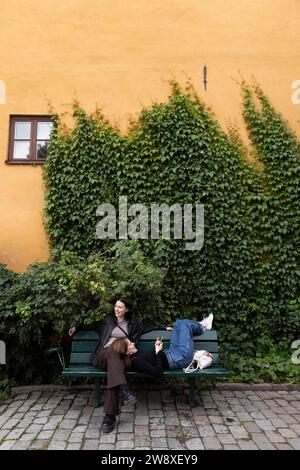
[155,341,163,354]
[68,326,76,337]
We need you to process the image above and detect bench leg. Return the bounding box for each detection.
[95,379,101,408]
[188,378,196,407]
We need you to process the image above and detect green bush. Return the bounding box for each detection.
[0,242,165,384]
[0,378,15,405]
[228,346,300,384]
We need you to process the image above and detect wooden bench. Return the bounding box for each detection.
[49,329,233,407]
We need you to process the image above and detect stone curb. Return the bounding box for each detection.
[215,383,300,391]
[11,384,94,396]
[10,382,300,396]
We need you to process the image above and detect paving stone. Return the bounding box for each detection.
[148,409,164,417]
[59,419,77,429]
[18,433,36,442]
[223,444,240,450]
[11,441,30,450]
[165,425,184,437]
[251,433,276,450]
[0,440,16,450]
[243,422,262,433]
[68,432,85,443]
[194,415,210,425]
[26,424,43,434]
[287,438,300,450]
[236,412,252,421]
[281,414,298,425]
[269,418,288,428]
[135,425,149,436]
[48,441,67,450]
[213,424,228,434]
[98,444,115,450]
[167,438,186,449]
[0,429,10,440]
[278,428,298,439]
[275,443,293,450]
[228,425,249,439]
[208,415,225,424]
[82,439,99,450]
[5,428,24,440]
[66,443,82,450]
[164,415,180,425]
[182,427,199,438]
[237,439,259,450]
[255,420,275,431]
[265,431,287,443]
[117,432,134,441]
[186,438,204,450]
[218,433,237,445]
[198,425,215,437]
[135,436,151,447]
[117,421,134,433]
[149,417,165,429]
[116,440,134,449]
[2,418,21,429]
[135,415,149,425]
[29,439,50,450]
[150,429,166,437]
[151,437,168,448]
[202,436,222,449]
[99,433,116,444]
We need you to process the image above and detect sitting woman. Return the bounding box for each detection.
[113,315,214,377]
[69,296,165,433]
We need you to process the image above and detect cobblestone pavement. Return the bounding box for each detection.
[0,387,300,450]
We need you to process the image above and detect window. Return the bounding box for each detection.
[7,116,53,164]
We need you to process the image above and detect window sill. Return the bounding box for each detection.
[5,160,46,165]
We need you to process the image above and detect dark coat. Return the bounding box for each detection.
[92,313,164,356]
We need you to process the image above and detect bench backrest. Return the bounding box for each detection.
[69,330,221,367]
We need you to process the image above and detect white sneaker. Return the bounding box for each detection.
[199,314,213,331]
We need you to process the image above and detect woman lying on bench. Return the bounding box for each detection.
[113,315,214,378]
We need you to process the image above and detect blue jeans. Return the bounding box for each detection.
[163,319,204,369]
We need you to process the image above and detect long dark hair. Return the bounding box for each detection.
[112,338,131,368]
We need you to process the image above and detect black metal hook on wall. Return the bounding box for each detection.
[203,65,207,91]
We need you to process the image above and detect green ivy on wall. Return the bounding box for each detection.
[43,82,300,354]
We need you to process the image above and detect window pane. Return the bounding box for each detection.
[15,122,31,139]
[37,121,52,140]
[13,141,30,159]
[36,141,48,159]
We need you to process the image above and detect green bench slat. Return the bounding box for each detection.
[62,364,228,378]
[72,341,98,352]
[72,341,219,354]
[69,351,220,365]
[73,331,99,340]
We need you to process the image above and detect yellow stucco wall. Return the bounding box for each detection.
[0,0,300,272]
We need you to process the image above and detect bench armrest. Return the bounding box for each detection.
[47,347,66,370]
